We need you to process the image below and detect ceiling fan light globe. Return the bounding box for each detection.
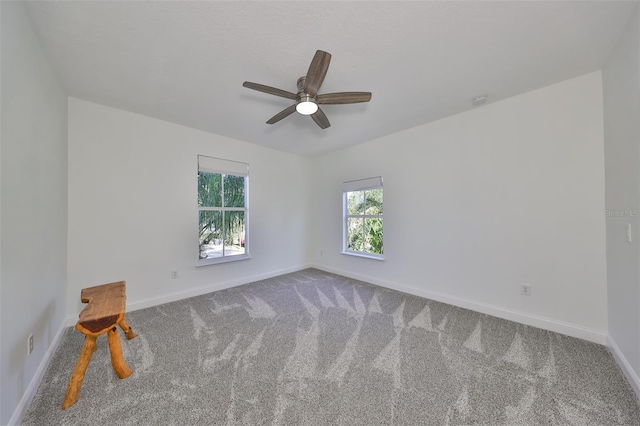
[296,101,318,115]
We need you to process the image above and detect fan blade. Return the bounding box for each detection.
[304,50,331,96]
[317,92,372,104]
[266,104,297,124]
[311,107,330,129]
[243,81,297,100]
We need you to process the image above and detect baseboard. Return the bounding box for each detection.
[67,264,313,326]
[607,335,640,401]
[63,263,609,344]
[312,264,607,345]
[9,319,68,426]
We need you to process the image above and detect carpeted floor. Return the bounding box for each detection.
[23,268,640,425]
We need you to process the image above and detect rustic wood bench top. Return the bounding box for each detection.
[77,281,126,335]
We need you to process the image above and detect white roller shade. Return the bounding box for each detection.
[198,155,248,177]
[342,176,383,193]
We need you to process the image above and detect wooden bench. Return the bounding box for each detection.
[62,281,137,409]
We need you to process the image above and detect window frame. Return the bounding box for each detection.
[342,176,384,260]
[196,156,250,267]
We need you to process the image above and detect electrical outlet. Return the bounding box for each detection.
[27,333,34,356]
[521,284,531,296]
[171,270,178,279]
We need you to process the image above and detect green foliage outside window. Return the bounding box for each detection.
[346,188,383,254]
[198,172,246,258]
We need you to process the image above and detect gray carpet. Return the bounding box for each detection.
[23,269,640,425]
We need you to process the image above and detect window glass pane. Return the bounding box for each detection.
[365,218,384,254]
[347,217,364,251]
[224,175,245,208]
[347,191,364,215]
[224,211,245,256]
[198,172,222,207]
[199,211,223,258]
[365,189,383,215]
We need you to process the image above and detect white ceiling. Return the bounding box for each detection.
[26,1,637,157]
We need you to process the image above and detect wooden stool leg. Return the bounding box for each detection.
[62,335,97,409]
[118,317,137,340]
[107,327,132,379]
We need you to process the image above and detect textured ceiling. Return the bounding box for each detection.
[26,1,637,157]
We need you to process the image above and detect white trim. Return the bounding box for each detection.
[607,335,640,401]
[66,264,313,326]
[9,319,68,426]
[196,254,251,267]
[343,176,383,192]
[311,263,607,344]
[198,155,248,177]
[341,251,384,261]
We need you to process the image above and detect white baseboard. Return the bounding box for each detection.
[63,263,608,344]
[312,264,607,345]
[607,335,640,401]
[9,319,68,426]
[66,263,313,326]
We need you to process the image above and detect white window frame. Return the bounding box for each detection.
[342,176,384,260]
[197,155,250,267]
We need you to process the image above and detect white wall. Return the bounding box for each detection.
[311,72,607,343]
[0,4,631,418]
[603,3,640,397]
[67,98,311,317]
[0,2,68,424]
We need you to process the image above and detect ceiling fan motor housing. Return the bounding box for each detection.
[297,93,317,104]
[295,76,318,115]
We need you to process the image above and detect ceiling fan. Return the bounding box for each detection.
[242,50,372,129]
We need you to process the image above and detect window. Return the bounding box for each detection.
[343,176,383,259]
[197,155,249,265]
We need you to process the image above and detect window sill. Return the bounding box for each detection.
[341,251,384,261]
[196,254,251,267]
